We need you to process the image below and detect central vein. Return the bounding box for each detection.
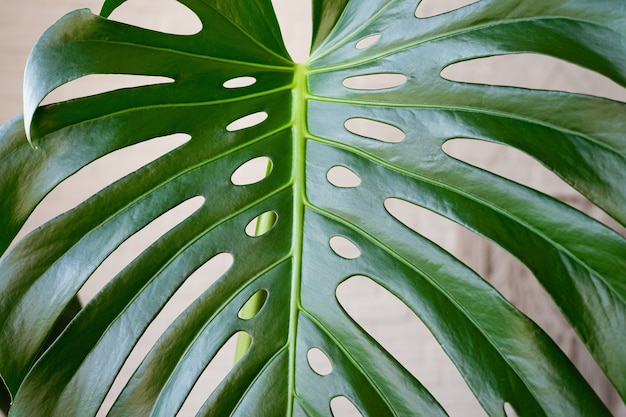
[287,63,308,415]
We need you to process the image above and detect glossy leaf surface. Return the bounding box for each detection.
[1,0,625,416]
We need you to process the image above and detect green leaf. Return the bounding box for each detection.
[1,0,625,416]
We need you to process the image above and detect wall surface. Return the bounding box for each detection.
[1,0,625,416]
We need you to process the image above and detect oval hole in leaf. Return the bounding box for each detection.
[96,252,234,415]
[441,53,626,102]
[223,76,257,89]
[245,211,277,237]
[231,156,272,186]
[415,0,480,18]
[307,347,333,376]
[226,111,268,132]
[329,236,361,260]
[238,289,268,320]
[442,138,626,236]
[41,74,174,105]
[14,133,191,250]
[336,275,485,415]
[326,166,361,188]
[344,118,405,143]
[355,34,381,50]
[176,331,250,417]
[330,396,363,417]
[106,0,202,35]
[343,73,407,90]
[504,402,519,417]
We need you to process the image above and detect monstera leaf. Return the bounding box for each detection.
[1,0,625,415]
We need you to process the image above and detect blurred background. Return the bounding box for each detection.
[1,0,625,416]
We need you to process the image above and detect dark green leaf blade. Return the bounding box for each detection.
[2,3,295,410]
[305,0,626,414]
[1,0,625,416]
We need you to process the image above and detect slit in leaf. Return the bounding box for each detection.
[41,74,174,105]
[383,196,622,406]
[96,252,234,416]
[270,0,312,62]
[177,331,250,417]
[13,133,191,250]
[415,0,480,18]
[441,53,626,102]
[78,196,205,304]
[336,275,485,415]
[442,138,626,236]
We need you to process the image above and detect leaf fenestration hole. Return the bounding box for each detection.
[442,139,626,236]
[78,195,206,304]
[336,275,485,415]
[231,156,273,186]
[343,73,407,90]
[504,402,519,417]
[384,197,460,251]
[96,252,234,416]
[307,347,333,376]
[176,331,249,417]
[226,111,268,132]
[245,211,278,237]
[329,236,361,260]
[327,166,362,188]
[223,76,257,89]
[355,34,381,50]
[106,0,202,35]
[40,74,174,105]
[415,0,480,18]
[238,289,268,320]
[344,118,405,143]
[441,53,626,102]
[13,133,192,249]
[330,396,363,417]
